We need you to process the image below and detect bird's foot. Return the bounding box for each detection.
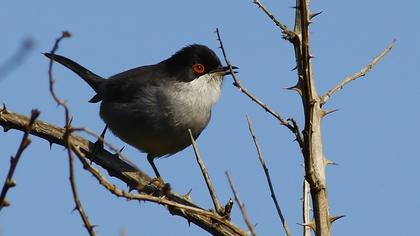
[143,176,171,196]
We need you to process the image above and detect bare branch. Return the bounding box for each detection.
[188,129,223,215]
[226,171,257,236]
[0,107,247,236]
[253,0,296,40]
[47,31,96,236]
[71,146,205,216]
[291,1,333,235]
[215,28,304,148]
[47,31,72,113]
[321,40,396,105]
[246,116,291,236]
[71,145,246,235]
[215,28,287,124]
[0,109,39,210]
[67,144,96,236]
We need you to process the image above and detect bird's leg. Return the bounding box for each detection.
[145,154,171,194]
[147,154,161,178]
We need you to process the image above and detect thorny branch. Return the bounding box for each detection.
[215,28,304,149]
[253,0,296,41]
[246,116,291,236]
[71,144,247,236]
[0,109,39,210]
[47,31,96,236]
[70,145,235,223]
[226,171,257,236]
[0,107,247,236]
[293,1,333,235]
[320,40,396,105]
[251,0,395,235]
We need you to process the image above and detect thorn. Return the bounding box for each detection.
[187,220,191,227]
[68,116,73,126]
[30,109,40,122]
[284,84,302,96]
[297,221,316,231]
[325,159,338,166]
[284,84,299,90]
[1,199,10,207]
[119,146,125,153]
[49,141,53,149]
[310,11,323,19]
[72,206,78,213]
[6,179,16,187]
[322,108,339,118]
[128,185,135,192]
[182,189,193,201]
[291,65,297,71]
[330,215,346,223]
[2,103,9,113]
[92,126,108,155]
[3,125,11,132]
[223,198,234,219]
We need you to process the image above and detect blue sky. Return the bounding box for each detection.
[1,1,419,235]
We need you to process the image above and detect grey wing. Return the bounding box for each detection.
[95,64,166,103]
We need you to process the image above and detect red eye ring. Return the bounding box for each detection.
[192,63,205,74]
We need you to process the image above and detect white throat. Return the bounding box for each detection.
[172,74,222,107]
[165,73,223,128]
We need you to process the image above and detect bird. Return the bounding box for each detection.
[44,44,236,179]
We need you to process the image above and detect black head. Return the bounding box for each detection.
[164,44,227,82]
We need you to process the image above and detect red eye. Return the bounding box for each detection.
[192,63,205,74]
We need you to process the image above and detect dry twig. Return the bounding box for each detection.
[215,28,304,148]
[320,40,396,104]
[47,31,96,236]
[188,129,223,215]
[253,0,295,40]
[246,116,291,236]
[70,144,246,235]
[226,171,257,236]
[0,109,39,210]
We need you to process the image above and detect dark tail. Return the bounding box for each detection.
[44,53,104,93]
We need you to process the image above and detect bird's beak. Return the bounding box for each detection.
[210,65,238,76]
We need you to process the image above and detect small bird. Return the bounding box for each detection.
[44,44,236,178]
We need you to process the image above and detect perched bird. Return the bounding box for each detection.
[44,44,236,178]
